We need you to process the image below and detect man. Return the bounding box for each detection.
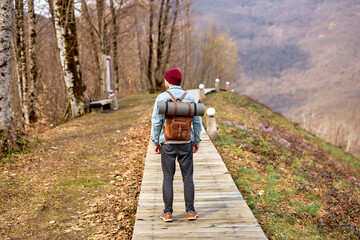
[151,68,202,222]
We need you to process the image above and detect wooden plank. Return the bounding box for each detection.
[90,99,113,105]
[186,88,215,103]
[89,99,113,113]
[132,127,267,239]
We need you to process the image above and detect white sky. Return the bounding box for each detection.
[34,0,125,17]
[32,0,85,17]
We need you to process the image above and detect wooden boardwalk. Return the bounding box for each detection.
[186,88,216,103]
[132,127,267,239]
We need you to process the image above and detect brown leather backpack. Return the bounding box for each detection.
[163,91,193,141]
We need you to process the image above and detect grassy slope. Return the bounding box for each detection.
[205,92,360,240]
[0,94,156,240]
[1,92,359,239]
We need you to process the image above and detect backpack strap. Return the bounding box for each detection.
[166,91,177,116]
[187,102,191,116]
[166,91,188,116]
[193,102,197,116]
[174,101,178,116]
[180,92,191,116]
[180,92,188,101]
[166,91,176,101]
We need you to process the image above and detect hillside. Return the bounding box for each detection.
[194,0,360,158]
[205,92,360,239]
[0,92,359,239]
[0,95,155,239]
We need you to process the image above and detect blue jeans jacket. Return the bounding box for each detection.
[151,86,202,145]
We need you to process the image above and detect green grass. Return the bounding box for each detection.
[205,92,360,239]
[312,136,360,172]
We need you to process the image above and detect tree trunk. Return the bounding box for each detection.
[154,0,171,92]
[27,0,38,124]
[81,0,102,100]
[147,0,155,93]
[14,0,30,126]
[184,0,191,90]
[53,0,86,118]
[135,14,146,93]
[110,0,121,94]
[96,0,110,98]
[0,0,18,150]
[163,0,179,73]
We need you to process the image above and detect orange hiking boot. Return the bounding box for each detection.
[160,212,173,222]
[187,211,198,220]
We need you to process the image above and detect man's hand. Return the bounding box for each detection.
[193,144,199,153]
[154,145,161,154]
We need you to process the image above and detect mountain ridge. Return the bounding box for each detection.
[194,0,360,157]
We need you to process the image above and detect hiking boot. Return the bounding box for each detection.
[160,212,173,222]
[187,211,198,220]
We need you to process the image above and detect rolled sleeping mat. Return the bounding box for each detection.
[157,101,205,116]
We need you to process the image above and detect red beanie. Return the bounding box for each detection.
[164,68,182,85]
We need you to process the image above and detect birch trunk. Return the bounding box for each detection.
[27,0,38,124]
[53,0,86,118]
[14,0,30,126]
[0,0,15,131]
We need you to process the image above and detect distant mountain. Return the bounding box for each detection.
[194,0,360,158]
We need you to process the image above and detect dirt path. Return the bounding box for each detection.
[0,94,156,240]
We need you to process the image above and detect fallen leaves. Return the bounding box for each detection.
[0,95,156,240]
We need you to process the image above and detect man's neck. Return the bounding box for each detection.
[166,84,180,90]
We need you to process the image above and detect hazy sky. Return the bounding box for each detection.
[33,0,84,17]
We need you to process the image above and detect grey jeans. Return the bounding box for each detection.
[161,142,195,213]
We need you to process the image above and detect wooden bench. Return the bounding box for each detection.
[90,99,114,113]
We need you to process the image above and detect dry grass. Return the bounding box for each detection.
[0,94,156,240]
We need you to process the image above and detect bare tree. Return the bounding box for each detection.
[14,0,30,126]
[134,12,146,93]
[27,0,38,124]
[192,25,239,89]
[163,0,179,72]
[147,0,155,93]
[153,0,168,91]
[184,0,191,89]
[81,0,102,99]
[0,0,17,146]
[96,0,109,55]
[110,0,122,94]
[53,0,87,118]
[5,0,195,128]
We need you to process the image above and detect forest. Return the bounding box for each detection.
[0,0,240,156]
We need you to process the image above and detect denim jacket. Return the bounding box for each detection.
[151,86,202,145]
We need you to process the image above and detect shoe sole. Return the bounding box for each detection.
[160,216,173,222]
[188,215,198,220]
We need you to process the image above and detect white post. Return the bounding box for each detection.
[206,108,219,140]
[215,78,220,92]
[199,83,205,103]
[226,81,230,91]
